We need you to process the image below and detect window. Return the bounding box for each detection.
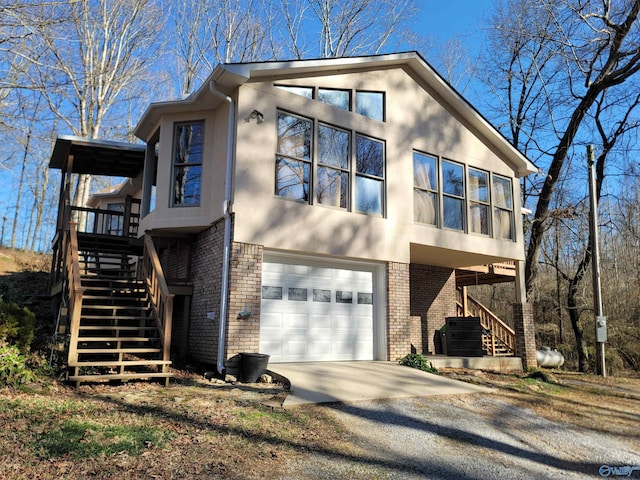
[275,84,385,121]
[276,85,313,98]
[276,112,312,201]
[356,91,384,121]
[317,124,349,208]
[413,152,438,225]
[413,151,517,241]
[318,88,350,110]
[468,168,490,235]
[355,135,385,215]
[493,174,514,240]
[442,159,465,231]
[105,203,124,236]
[275,110,386,215]
[172,122,203,206]
[142,129,159,217]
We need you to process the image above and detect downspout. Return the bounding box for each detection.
[209,80,235,376]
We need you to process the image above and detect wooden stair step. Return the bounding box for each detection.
[81,314,150,321]
[77,347,162,354]
[78,336,158,342]
[79,325,157,331]
[68,372,174,382]
[71,360,172,367]
[82,303,149,317]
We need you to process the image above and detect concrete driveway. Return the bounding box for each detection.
[269,361,492,407]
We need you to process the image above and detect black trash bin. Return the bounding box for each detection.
[239,352,270,383]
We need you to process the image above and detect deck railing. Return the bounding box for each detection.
[70,197,140,237]
[456,288,516,356]
[65,223,85,366]
[141,235,174,376]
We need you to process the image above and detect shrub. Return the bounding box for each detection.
[0,344,36,387]
[398,353,439,374]
[0,300,35,352]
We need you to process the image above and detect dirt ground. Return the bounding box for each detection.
[0,368,639,479]
[1,247,639,478]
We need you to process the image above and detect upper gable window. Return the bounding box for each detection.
[276,84,385,122]
[318,88,350,111]
[276,85,313,98]
[356,91,384,121]
[172,122,204,207]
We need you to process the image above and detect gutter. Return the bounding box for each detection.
[209,80,235,376]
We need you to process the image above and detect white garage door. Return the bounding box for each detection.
[260,257,375,363]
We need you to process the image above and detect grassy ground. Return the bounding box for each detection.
[1,369,638,479]
[1,247,639,478]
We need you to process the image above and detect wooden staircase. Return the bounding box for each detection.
[58,226,174,386]
[456,288,516,357]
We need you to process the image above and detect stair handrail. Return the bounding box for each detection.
[66,223,85,366]
[142,235,174,370]
[456,289,515,356]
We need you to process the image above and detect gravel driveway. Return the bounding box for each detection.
[282,393,640,479]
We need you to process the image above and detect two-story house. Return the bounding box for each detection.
[49,52,538,385]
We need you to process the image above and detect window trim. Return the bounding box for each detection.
[275,110,314,202]
[491,173,515,240]
[275,109,386,217]
[413,150,517,241]
[142,128,160,218]
[468,167,491,236]
[274,84,386,122]
[441,158,466,232]
[171,120,205,208]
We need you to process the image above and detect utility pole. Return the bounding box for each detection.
[587,145,607,377]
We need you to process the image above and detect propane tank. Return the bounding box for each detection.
[536,346,565,368]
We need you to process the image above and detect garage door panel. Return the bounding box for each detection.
[285,340,308,358]
[261,258,375,363]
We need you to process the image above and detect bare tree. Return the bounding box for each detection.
[479,0,640,371]
[20,0,163,211]
[270,0,419,59]
[171,0,269,97]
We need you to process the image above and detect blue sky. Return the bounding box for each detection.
[416,0,493,42]
[0,1,497,251]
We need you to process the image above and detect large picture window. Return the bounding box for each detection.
[413,150,516,241]
[172,122,203,207]
[276,112,312,201]
[275,110,385,215]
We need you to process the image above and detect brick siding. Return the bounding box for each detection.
[513,302,537,368]
[187,219,226,364]
[386,262,411,360]
[409,264,456,355]
[225,242,263,358]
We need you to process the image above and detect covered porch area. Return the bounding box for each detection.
[408,243,536,369]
